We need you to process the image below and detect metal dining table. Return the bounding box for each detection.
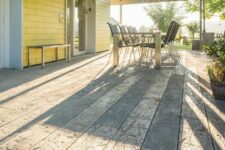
[112,32,161,69]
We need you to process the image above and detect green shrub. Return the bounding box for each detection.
[205,32,225,82]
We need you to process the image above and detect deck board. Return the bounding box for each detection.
[31,76,139,150]
[67,70,162,150]
[141,74,184,150]
[0,50,224,150]
[178,67,214,150]
[104,69,173,150]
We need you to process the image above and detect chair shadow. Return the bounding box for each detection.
[0,64,166,149]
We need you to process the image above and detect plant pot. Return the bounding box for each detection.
[210,79,225,100]
[192,40,200,50]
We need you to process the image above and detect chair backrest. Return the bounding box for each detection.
[119,25,133,46]
[127,26,138,43]
[164,20,181,44]
[164,21,174,44]
[133,27,138,34]
[107,22,121,36]
[132,27,141,43]
[168,21,181,43]
[127,26,134,34]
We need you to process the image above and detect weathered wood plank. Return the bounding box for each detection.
[202,91,225,150]
[2,76,139,150]
[67,70,171,150]
[104,69,172,150]
[69,71,162,149]
[0,73,93,127]
[195,55,225,150]
[141,74,184,150]
[0,67,125,141]
[178,67,214,150]
[0,66,101,126]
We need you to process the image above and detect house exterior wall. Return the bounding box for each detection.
[9,0,111,68]
[23,0,66,67]
[95,0,110,52]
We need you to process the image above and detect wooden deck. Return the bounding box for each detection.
[0,50,224,150]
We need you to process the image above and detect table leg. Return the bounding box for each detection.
[56,47,59,61]
[64,46,67,61]
[68,46,71,62]
[113,36,119,66]
[139,35,145,67]
[42,47,45,68]
[155,32,161,69]
[28,48,31,67]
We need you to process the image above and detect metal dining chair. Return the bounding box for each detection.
[107,22,127,65]
[107,22,126,48]
[108,23,141,66]
[163,20,181,63]
[127,26,142,58]
[119,25,137,63]
[141,20,181,66]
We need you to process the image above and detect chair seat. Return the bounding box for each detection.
[118,40,127,47]
[132,42,142,47]
[143,42,165,48]
[118,40,133,47]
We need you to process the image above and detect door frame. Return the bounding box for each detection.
[66,0,96,55]
[85,0,96,54]
[0,0,10,68]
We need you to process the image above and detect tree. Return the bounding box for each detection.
[144,3,183,32]
[185,0,225,19]
[186,21,200,39]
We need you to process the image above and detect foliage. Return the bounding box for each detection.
[185,0,225,19]
[144,3,183,32]
[205,32,225,81]
[208,63,225,82]
[176,43,191,50]
[186,21,199,39]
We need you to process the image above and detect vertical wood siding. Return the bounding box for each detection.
[95,0,110,52]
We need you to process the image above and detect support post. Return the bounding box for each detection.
[113,35,119,66]
[199,0,203,50]
[203,0,206,33]
[68,0,75,56]
[120,4,123,24]
[155,32,161,69]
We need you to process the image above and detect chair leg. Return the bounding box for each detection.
[139,47,144,67]
[164,45,173,65]
[144,47,149,66]
[107,46,114,65]
[137,46,141,57]
[128,47,133,65]
[132,47,136,62]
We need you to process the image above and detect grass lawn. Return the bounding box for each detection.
[176,44,191,50]
[75,37,79,48]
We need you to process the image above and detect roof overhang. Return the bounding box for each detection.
[111,0,184,5]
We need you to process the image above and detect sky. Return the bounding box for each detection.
[110,1,225,33]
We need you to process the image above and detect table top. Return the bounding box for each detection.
[28,44,71,49]
[113,32,161,35]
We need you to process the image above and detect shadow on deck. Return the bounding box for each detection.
[0,50,224,150]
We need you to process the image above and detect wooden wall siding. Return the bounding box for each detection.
[95,0,110,52]
[23,0,66,67]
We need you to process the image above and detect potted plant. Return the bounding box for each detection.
[204,32,225,100]
[186,21,200,50]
